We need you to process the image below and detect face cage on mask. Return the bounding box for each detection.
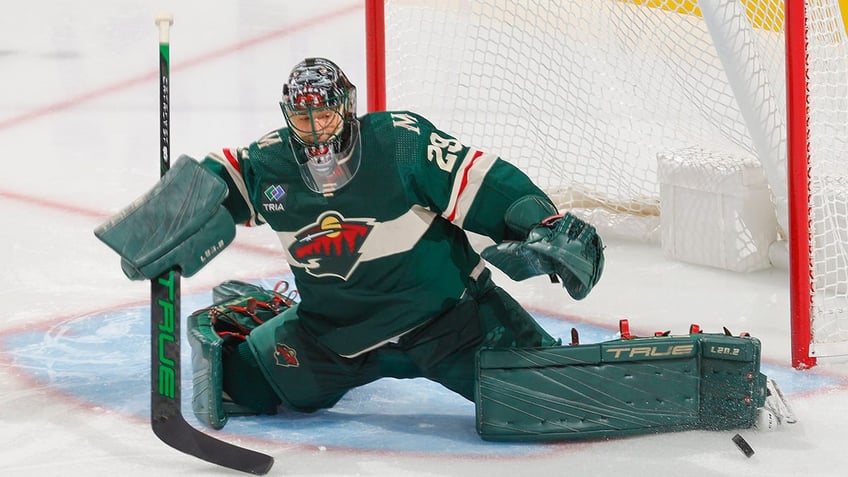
[290,118,362,196]
[283,103,346,152]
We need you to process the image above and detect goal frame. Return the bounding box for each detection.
[365,0,819,369]
[785,1,815,369]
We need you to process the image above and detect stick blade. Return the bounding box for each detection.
[152,416,274,475]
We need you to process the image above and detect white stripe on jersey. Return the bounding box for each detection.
[207,149,263,226]
[442,148,498,228]
[356,205,436,262]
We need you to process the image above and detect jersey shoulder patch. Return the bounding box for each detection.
[362,111,438,137]
[247,129,294,166]
[256,128,286,149]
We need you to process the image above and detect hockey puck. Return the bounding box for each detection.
[732,433,754,458]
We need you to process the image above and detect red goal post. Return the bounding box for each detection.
[365,0,848,369]
[785,1,814,368]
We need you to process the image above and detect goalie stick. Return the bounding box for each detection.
[149,15,274,475]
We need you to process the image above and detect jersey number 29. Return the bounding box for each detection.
[427,132,461,172]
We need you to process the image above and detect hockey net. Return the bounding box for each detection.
[365,0,848,368]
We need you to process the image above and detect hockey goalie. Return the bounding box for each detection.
[95,57,792,441]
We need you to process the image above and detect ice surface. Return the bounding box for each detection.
[1,1,848,476]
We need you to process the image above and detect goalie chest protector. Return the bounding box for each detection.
[475,333,766,441]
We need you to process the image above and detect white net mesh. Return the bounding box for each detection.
[384,1,784,217]
[378,0,848,358]
[806,1,848,356]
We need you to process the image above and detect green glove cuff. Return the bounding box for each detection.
[503,195,558,237]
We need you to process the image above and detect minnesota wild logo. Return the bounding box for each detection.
[274,343,299,367]
[289,211,375,280]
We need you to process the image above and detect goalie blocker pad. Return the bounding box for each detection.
[475,331,767,441]
[94,155,236,280]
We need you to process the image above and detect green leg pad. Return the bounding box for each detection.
[475,333,765,441]
[699,335,767,430]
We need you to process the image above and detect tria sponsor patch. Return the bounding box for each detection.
[262,184,288,212]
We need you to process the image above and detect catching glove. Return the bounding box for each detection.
[482,213,604,300]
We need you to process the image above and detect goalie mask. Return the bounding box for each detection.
[281,57,361,195]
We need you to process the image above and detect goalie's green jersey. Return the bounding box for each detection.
[202,111,554,357]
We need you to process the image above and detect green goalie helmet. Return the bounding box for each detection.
[281,57,361,195]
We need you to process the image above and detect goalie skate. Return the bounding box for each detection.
[758,378,797,428]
